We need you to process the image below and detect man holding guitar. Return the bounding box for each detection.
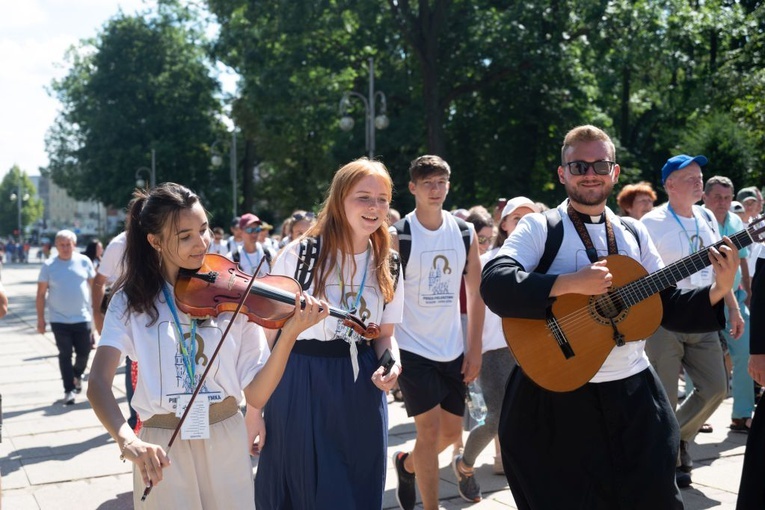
[481,125,742,510]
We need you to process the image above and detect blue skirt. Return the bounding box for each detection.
[255,340,388,510]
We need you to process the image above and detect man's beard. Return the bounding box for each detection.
[566,181,613,207]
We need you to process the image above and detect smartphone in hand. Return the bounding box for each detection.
[378,348,396,376]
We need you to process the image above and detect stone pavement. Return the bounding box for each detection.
[0,262,748,509]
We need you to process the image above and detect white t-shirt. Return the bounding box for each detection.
[98,232,127,285]
[480,247,506,353]
[100,289,269,420]
[498,201,659,383]
[641,204,720,289]
[395,211,474,362]
[208,239,228,255]
[272,239,404,341]
[228,244,271,277]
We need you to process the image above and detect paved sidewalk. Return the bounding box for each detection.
[0,263,748,509]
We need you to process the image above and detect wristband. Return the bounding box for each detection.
[120,437,137,462]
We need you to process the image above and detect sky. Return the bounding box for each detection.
[0,0,241,182]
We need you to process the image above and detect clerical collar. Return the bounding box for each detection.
[572,209,606,224]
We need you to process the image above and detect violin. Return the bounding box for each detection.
[174,254,380,339]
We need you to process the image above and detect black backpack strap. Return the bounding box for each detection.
[617,215,642,254]
[295,236,321,291]
[232,248,240,264]
[536,209,564,274]
[453,217,472,274]
[392,218,411,279]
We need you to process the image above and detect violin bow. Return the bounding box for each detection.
[142,259,262,501]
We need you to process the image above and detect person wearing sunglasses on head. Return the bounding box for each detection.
[226,214,276,278]
[481,126,740,509]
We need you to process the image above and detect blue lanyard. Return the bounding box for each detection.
[339,247,371,312]
[667,203,700,254]
[161,284,197,384]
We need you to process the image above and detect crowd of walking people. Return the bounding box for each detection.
[26,124,765,509]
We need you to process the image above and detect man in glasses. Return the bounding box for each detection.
[481,125,739,509]
[227,213,275,277]
[642,160,744,487]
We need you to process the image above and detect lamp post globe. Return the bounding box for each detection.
[339,115,355,132]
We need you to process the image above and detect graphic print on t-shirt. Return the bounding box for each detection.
[419,249,458,307]
[160,320,223,412]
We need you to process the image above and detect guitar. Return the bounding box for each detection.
[502,214,765,393]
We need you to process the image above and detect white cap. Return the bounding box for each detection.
[730,201,745,214]
[501,196,538,220]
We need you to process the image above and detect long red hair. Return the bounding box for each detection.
[303,158,396,303]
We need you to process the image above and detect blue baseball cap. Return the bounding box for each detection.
[661,154,708,184]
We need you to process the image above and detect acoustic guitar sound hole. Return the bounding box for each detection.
[589,292,628,324]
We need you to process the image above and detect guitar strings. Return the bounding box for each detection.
[538,228,754,339]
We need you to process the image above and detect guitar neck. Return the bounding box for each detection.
[620,226,754,307]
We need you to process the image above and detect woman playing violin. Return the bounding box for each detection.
[252,158,404,509]
[87,183,328,509]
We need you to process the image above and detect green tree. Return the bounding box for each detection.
[46,3,230,222]
[0,166,44,239]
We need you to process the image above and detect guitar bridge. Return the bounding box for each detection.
[547,314,575,359]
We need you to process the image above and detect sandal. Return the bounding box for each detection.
[730,418,751,432]
[698,423,713,434]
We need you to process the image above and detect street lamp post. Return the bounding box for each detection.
[339,57,389,158]
[211,130,238,218]
[134,149,157,188]
[9,175,30,241]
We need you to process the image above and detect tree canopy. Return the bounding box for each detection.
[46,0,765,222]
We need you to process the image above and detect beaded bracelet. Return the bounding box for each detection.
[120,438,137,462]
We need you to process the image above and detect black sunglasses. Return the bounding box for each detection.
[565,160,615,176]
[244,226,262,234]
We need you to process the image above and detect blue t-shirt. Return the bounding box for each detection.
[38,253,95,323]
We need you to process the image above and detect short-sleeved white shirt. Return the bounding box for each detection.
[99,289,269,420]
[480,247,506,353]
[272,238,404,341]
[497,201,661,383]
[97,232,127,285]
[641,204,720,289]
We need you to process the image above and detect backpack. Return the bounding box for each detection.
[392,216,472,279]
[535,209,641,274]
[294,236,400,293]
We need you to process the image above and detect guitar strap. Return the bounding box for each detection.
[566,202,619,262]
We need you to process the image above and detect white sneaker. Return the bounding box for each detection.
[64,391,76,405]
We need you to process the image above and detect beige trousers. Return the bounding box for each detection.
[134,412,254,510]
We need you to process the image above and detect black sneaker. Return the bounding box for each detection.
[676,468,692,488]
[393,451,416,510]
[452,454,482,502]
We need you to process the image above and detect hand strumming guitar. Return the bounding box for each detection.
[549,259,614,297]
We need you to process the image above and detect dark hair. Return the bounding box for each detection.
[83,239,102,262]
[409,155,451,182]
[115,183,202,325]
[465,209,493,232]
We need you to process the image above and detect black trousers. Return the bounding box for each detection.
[51,322,91,393]
[499,366,683,510]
